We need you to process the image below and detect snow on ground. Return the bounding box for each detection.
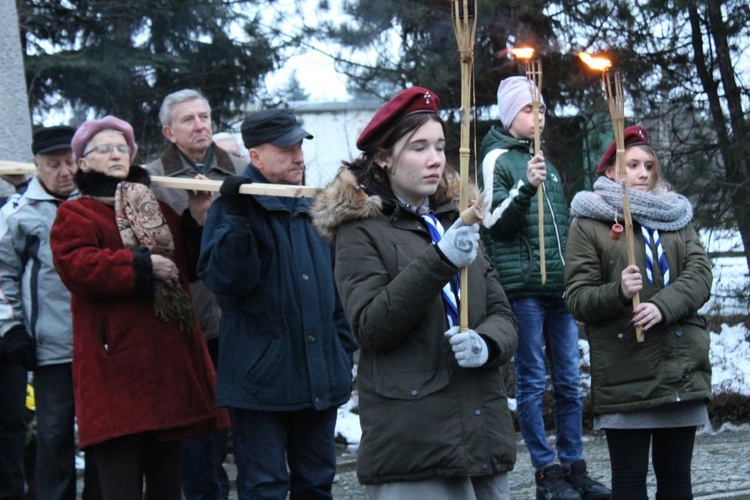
[335,229,750,447]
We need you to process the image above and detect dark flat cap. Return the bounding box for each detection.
[596,125,650,175]
[356,86,440,150]
[32,126,76,156]
[241,109,313,149]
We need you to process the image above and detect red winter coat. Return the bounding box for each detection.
[51,194,228,449]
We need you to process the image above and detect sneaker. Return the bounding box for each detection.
[536,464,582,500]
[565,459,611,499]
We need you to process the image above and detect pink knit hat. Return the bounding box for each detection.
[71,116,138,162]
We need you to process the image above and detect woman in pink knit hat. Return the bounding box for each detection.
[50,116,228,500]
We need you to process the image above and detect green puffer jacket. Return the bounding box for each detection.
[478,126,569,299]
[564,217,713,414]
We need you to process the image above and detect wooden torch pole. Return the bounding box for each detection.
[451,0,478,332]
[603,69,644,342]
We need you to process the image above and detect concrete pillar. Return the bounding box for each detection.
[0,0,33,197]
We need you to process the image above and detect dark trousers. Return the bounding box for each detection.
[0,359,27,499]
[605,426,697,500]
[181,337,230,500]
[230,407,338,500]
[34,363,102,500]
[91,432,181,500]
[180,428,229,500]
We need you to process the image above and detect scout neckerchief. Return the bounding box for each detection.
[403,199,460,327]
[641,226,670,286]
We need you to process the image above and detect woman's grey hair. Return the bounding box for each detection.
[159,89,211,127]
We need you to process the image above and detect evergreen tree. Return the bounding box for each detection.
[318,0,750,269]
[18,0,284,159]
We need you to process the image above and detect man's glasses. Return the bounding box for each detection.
[82,144,131,157]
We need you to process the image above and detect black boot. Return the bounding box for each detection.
[536,464,582,500]
[565,459,611,499]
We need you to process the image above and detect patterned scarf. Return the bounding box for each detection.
[114,181,195,334]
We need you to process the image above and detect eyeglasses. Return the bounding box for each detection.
[82,144,131,157]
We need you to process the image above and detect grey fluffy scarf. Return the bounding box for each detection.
[570,177,693,231]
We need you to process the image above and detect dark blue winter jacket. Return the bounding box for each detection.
[198,164,356,411]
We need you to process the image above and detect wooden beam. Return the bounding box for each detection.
[0,161,318,198]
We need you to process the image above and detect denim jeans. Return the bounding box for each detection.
[0,358,27,499]
[230,407,337,500]
[511,297,583,470]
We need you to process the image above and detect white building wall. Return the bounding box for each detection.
[291,100,382,188]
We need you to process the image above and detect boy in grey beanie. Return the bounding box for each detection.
[478,75,611,500]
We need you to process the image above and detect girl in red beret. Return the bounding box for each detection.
[564,125,713,498]
[313,87,518,499]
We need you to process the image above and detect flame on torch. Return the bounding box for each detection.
[510,47,535,60]
[578,51,612,72]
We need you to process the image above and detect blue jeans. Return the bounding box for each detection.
[511,297,583,470]
[230,407,337,500]
[0,358,27,499]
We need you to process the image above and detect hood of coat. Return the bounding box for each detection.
[74,164,151,198]
[312,167,474,241]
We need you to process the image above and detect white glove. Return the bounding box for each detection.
[445,326,489,368]
[437,219,479,268]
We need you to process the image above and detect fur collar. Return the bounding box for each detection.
[74,164,151,198]
[312,167,469,240]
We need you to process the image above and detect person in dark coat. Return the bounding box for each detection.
[50,116,228,500]
[197,109,357,500]
[312,86,518,499]
[565,125,713,499]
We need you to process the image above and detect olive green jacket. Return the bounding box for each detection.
[564,216,713,414]
[313,169,518,484]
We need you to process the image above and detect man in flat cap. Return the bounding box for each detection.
[198,109,357,499]
[0,126,101,499]
[147,88,245,500]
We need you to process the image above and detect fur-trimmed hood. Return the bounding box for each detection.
[312,167,474,240]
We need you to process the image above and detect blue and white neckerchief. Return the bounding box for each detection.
[641,226,670,287]
[419,210,460,327]
[399,198,461,326]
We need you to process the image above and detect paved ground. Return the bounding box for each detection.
[327,426,750,499]
[76,426,750,499]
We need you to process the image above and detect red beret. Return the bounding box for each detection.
[596,125,649,175]
[356,86,440,150]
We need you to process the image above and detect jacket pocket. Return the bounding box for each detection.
[243,334,284,393]
[589,324,659,389]
[375,369,450,401]
[98,319,111,354]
